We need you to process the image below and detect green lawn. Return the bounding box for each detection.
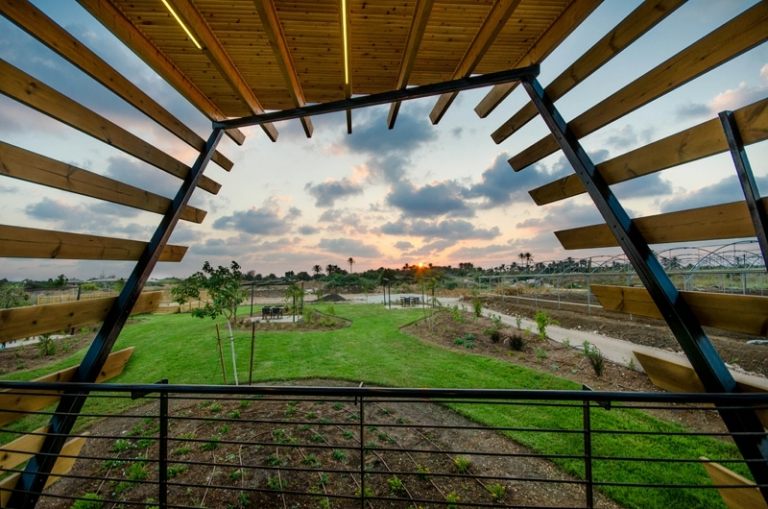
[3,303,744,508]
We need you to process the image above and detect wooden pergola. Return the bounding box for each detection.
[0,1,767,507]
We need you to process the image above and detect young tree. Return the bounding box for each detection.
[0,282,30,309]
[173,261,246,385]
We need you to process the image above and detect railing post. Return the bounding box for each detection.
[159,380,168,509]
[359,394,366,508]
[582,385,594,509]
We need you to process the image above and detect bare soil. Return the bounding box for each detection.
[0,330,96,376]
[479,295,768,378]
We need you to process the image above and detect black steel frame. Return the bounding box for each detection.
[719,110,768,269]
[521,76,768,502]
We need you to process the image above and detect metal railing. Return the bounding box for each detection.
[0,382,766,508]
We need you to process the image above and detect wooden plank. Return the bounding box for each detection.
[254,0,313,137]
[169,0,279,142]
[474,0,602,118]
[0,427,49,471]
[0,225,187,262]
[491,0,684,144]
[0,348,134,427]
[0,292,162,343]
[509,2,768,171]
[555,199,768,250]
[702,460,768,509]
[387,0,434,129]
[76,0,246,146]
[634,351,768,428]
[591,285,768,336]
[429,0,522,124]
[0,59,221,195]
[530,97,768,205]
[0,141,206,224]
[0,0,233,171]
[0,435,87,507]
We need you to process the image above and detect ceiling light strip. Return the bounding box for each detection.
[341,0,350,86]
[160,0,202,50]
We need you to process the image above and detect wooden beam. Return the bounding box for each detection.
[530,97,768,206]
[509,2,768,170]
[0,225,187,262]
[591,285,768,336]
[0,348,134,427]
[0,292,162,343]
[0,435,87,506]
[253,0,313,137]
[429,0,522,125]
[0,59,221,195]
[474,0,602,118]
[169,0,278,141]
[491,0,684,144]
[702,459,768,509]
[0,427,50,471]
[76,0,246,146]
[0,142,206,224]
[555,199,768,250]
[0,0,234,171]
[387,0,434,129]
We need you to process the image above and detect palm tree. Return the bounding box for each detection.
[524,252,532,270]
[348,257,354,274]
[518,252,525,268]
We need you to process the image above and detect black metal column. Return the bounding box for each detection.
[8,128,225,508]
[522,77,768,501]
[719,110,768,269]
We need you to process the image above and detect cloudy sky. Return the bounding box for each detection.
[1,0,766,280]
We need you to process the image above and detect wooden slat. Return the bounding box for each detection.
[428,0,522,124]
[0,0,233,171]
[0,427,49,471]
[555,199,768,250]
[491,0,684,144]
[474,0,602,118]
[702,460,768,509]
[0,59,220,195]
[254,0,313,137]
[634,351,768,428]
[0,225,187,262]
[387,0,434,129]
[591,285,768,336]
[530,97,768,205]
[0,434,87,507]
[76,0,246,146]
[509,2,768,171]
[0,292,162,343]
[0,142,206,224]
[0,348,134,427]
[169,0,279,142]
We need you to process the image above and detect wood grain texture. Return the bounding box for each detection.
[509,2,768,170]
[0,225,187,262]
[555,199,768,249]
[591,285,768,336]
[0,59,220,194]
[76,0,246,145]
[530,97,768,205]
[702,459,768,509]
[491,0,684,143]
[0,292,162,343]
[0,348,134,427]
[0,142,206,223]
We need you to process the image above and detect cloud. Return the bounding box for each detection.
[612,173,673,200]
[24,197,152,237]
[317,238,382,257]
[394,241,414,250]
[450,243,518,259]
[387,180,473,218]
[305,178,364,207]
[709,81,767,112]
[675,102,710,121]
[0,183,19,193]
[213,199,301,235]
[605,125,638,150]
[380,218,499,241]
[660,175,768,213]
[298,225,320,235]
[316,208,370,234]
[103,156,178,198]
[406,239,456,256]
[516,204,603,232]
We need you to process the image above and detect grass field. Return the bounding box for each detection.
[2,303,746,509]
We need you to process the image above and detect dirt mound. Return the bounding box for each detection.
[317,293,346,302]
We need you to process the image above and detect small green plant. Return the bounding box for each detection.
[627,356,637,371]
[387,475,406,495]
[266,453,281,466]
[452,456,471,473]
[332,449,347,462]
[266,475,285,491]
[534,310,556,339]
[306,411,318,420]
[509,334,524,351]
[209,402,222,414]
[485,328,502,343]
[272,428,292,444]
[284,402,297,417]
[227,409,241,419]
[583,341,605,377]
[217,424,230,435]
[515,315,522,329]
[486,482,506,502]
[416,464,430,480]
[37,333,56,357]
[168,464,188,478]
[173,445,191,457]
[342,430,355,440]
[111,439,132,453]
[71,492,102,509]
[354,486,374,498]
[472,297,482,317]
[201,436,220,451]
[535,347,548,362]
[236,492,250,508]
[229,469,243,481]
[332,402,344,411]
[317,473,330,488]
[126,461,149,481]
[445,491,460,509]
[303,453,321,467]
[450,305,464,323]
[309,431,325,443]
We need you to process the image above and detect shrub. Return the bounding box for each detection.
[583,341,605,377]
[445,492,460,509]
[387,475,406,495]
[534,310,556,339]
[71,493,102,509]
[452,456,471,473]
[535,348,548,362]
[509,334,525,351]
[331,449,347,462]
[37,333,56,357]
[450,305,464,323]
[266,475,285,491]
[472,297,482,317]
[485,328,502,343]
[486,483,506,502]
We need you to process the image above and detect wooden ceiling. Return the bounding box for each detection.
[78,0,596,120]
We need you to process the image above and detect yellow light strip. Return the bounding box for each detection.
[160,0,202,50]
[341,0,350,86]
